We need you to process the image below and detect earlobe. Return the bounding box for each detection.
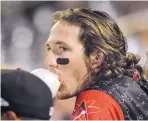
[90,51,104,70]
[96,52,104,66]
[92,51,104,65]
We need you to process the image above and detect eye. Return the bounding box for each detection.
[59,46,67,52]
[47,47,51,51]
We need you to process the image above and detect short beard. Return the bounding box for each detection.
[82,57,98,89]
[76,57,95,93]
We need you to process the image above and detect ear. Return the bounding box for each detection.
[1,111,18,120]
[89,51,104,70]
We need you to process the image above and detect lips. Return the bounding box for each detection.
[49,69,61,79]
[49,68,64,89]
[58,84,62,91]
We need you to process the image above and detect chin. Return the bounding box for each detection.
[57,91,77,100]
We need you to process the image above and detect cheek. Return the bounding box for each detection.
[58,64,82,90]
[72,68,82,82]
[59,55,88,82]
[65,59,88,82]
[60,66,81,84]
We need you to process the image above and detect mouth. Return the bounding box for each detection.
[48,68,64,90]
[50,69,62,79]
[58,83,65,92]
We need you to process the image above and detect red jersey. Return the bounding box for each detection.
[70,90,124,120]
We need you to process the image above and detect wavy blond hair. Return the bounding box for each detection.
[52,8,143,80]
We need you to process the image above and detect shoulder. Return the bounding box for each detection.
[70,90,124,120]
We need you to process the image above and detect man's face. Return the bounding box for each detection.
[45,21,90,99]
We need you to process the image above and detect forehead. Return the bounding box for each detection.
[46,21,81,46]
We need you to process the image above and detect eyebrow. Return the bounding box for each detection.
[46,40,69,47]
[55,41,68,46]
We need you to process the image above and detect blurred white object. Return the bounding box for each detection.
[127,36,141,55]
[12,25,34,49]
[31,68,60,98]
[33,6,53,34]
[1,97,9,107]
[88,1,117,19]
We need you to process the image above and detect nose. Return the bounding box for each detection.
[44,52,58,68]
